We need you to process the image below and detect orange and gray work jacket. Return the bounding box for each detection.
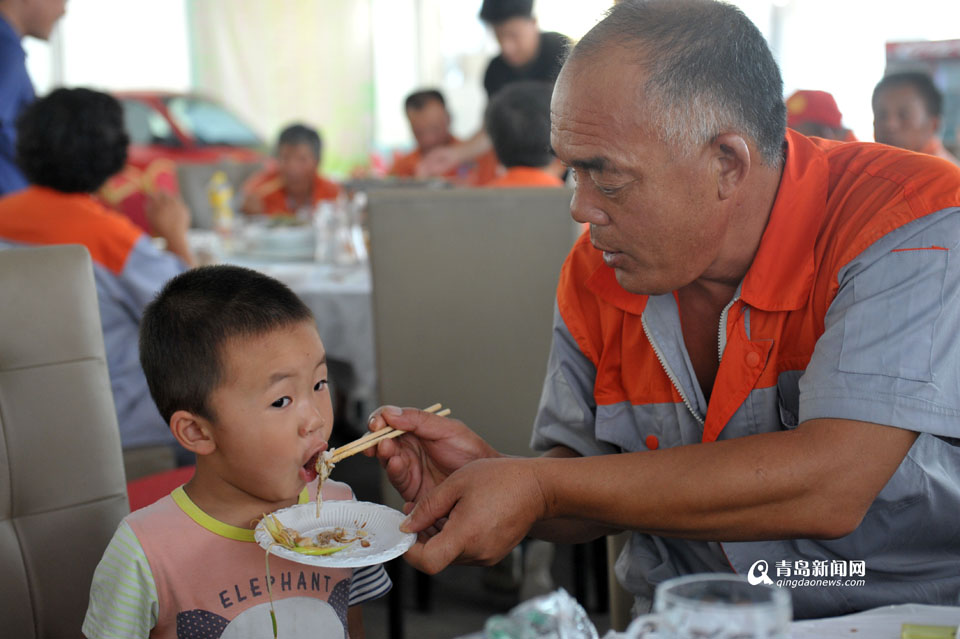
[531,130,960,619]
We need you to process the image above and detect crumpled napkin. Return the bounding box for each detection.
[485,588,600,639]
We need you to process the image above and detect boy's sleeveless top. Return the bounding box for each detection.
[128,481,355,639]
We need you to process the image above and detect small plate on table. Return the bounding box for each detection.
[254,500,415,568]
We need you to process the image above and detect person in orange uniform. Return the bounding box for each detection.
[390,89,498,185]
[367,0,960,621]
[484,81,564,188]
[390,90,455,178]
[241,123,340,216]
[0,88,194,477]
[872,71,959,166]
[785,89,855,142]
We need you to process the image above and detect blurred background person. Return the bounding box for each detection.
[480,0,569,99]
[0,87,194,479]
[0,0,66,196]
[389,89,458,178]
[240,122,340,216]
[872,71,959,165]
[785,89,855,141]
[417,0,570,180]
[485,81,564,187]
[389,88,498,185]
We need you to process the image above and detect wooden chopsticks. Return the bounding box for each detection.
[328,403,451,463]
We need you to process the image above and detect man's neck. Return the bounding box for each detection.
[691,156,786,301]
[0,5,25,37]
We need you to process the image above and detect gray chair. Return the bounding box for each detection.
[368,187,578,460]
[368,187,577,637]
[0,245,129,638]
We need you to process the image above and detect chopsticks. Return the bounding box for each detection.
[328,403,451,463]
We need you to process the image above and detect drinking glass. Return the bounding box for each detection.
[626,574,791,639]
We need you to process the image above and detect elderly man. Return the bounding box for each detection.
[873,71,959,165]
[369,0,960,621]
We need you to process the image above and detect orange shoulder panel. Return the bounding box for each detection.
[0,187,143,274]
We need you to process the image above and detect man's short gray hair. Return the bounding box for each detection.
[571,0,786,167]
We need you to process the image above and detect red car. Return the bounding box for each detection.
[99,91,270,232]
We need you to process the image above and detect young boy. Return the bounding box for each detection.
[82,266,389,639]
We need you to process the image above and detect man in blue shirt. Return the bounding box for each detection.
[0,0,66,196]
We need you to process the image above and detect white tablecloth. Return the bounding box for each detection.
[457,603,960,638]
[790,603,960,638]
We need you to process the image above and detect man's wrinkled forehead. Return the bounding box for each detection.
[551,52,646,141]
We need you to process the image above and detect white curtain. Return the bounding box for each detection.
[186,0,375,177]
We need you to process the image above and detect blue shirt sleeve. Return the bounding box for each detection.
[0,18,34,195]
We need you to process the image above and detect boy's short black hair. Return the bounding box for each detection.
[15,87,128,193]
[140,265,314,423]
[485,81,553,168]
[872,71,943,118]
[277,123,322,163]
[404,89,446,112]
[479,0,534,24]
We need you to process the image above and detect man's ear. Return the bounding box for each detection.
[170,410,217,456]
[711,132,751,201]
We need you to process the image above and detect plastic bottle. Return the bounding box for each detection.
[207,170,235,236]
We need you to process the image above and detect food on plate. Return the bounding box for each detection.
[261,513,370,555]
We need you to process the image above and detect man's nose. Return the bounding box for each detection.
[569,187,610,226]
[879,113,900,131]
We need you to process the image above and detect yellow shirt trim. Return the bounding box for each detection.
[171,486,311,542]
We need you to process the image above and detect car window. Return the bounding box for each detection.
[164,96,262,148]
[121,99,178,146]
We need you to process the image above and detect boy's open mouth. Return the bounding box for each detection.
[300,450,321,482]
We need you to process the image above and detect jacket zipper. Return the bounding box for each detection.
[717,295,741,363]
[640,294,741,428]
[641,313,704,426]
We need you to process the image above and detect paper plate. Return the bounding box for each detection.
[254,500,415,568]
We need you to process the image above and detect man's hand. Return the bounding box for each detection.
[415,145,464,178]
[400,457,550,574]
[145,191,194,266]
[365,406,500,506]
[239,190,264,216]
